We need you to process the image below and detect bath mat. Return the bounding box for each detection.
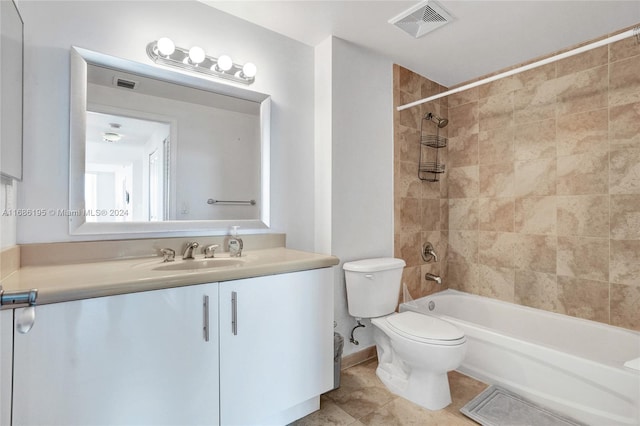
[460,385,586,426]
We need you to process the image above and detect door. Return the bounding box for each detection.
[219,269,333,425]
[12,283,219,426]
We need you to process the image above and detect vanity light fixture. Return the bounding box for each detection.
[147,38,257,85]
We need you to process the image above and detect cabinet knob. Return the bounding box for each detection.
[16,306,36,334]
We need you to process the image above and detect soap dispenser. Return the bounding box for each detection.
[228,226,243,257]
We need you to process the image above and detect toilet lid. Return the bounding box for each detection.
[386,311,465,345]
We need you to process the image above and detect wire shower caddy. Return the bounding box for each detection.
[418,113,447,182]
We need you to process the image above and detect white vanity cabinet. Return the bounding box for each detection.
[8,267,334,425]
[11,283,219,426]
[219,268,334,425]
[1,310,13,426]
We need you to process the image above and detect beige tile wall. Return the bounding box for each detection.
[394,27,639,331]
[443,28,640,331]
[393,64,449,301]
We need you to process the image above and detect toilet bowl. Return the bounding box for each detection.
[343,258,467,411]
[372,311,466,410]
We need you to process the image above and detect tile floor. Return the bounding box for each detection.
[292,359,487,426]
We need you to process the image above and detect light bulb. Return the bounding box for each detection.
[188,46,206,65]
[242,62,257,78]
[216,55,233,72]
[156,37,175,56]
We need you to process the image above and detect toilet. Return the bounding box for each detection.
[343,258,466,410]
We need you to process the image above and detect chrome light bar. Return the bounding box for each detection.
[146,39,256,85]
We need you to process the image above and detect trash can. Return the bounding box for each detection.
[333,332,344,390]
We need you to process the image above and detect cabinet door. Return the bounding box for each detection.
[0,310,12,426]
[12,283,219,426]
[219,268,333,425]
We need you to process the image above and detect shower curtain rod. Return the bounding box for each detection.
[397,27,639,111]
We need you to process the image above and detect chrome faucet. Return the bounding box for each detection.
[425,273,442,285]
[182,242,200,260]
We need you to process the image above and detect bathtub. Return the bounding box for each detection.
[400,289,640,426]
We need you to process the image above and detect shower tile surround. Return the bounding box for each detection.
[393,65,449,302]
[393,25,640,331]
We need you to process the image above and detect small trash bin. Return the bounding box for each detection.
[333,332,344,390]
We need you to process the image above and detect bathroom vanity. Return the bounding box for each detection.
[0,246,338,425]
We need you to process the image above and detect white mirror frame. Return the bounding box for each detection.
[69,47,270,235]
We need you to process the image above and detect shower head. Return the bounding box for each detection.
[425,112,448,128]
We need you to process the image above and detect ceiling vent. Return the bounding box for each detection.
[113,76,137,90]
[389,0,453,39]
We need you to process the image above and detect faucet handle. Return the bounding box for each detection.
[160,248,175,262]
[204,244,219,258]
[422,242,438,263]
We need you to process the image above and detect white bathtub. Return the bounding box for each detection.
[400,289,640,426]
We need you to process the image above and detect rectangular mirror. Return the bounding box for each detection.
[0,0,24,181]
[70,47,270,235]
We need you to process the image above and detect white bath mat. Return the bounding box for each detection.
[460,385,586,426]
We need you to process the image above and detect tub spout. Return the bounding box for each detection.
[425,273,442,285]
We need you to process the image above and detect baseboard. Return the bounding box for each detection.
[341,345,377,370]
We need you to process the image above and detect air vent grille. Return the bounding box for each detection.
[423,6,447,23]
[389,0,453,39]
[115,78,137,90]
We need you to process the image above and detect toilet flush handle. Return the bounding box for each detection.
[365,274,374,279]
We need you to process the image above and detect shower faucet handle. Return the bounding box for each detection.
[422,242,438,263]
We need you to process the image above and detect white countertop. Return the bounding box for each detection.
[0,247,339,306]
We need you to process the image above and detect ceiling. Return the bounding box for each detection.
[86,111,169,148]
[201,1,640,87]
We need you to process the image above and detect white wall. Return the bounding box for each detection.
[314,38,332,256]
[0,178,17,249]
[173,107,259,221]
[318,37,394,356]
[17,1,315,250]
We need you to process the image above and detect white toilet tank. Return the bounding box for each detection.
[343,258,406,318]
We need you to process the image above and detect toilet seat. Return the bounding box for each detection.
[385,311,465,346]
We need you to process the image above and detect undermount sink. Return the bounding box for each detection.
[152,258,245,271]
